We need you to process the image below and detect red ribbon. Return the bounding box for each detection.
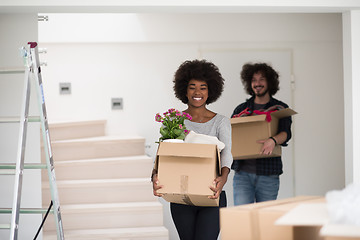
[232,107,277,122]
[253,110,277,122]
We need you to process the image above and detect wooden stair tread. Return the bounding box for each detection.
[43,226,168,239]
[43,178,152,187]
[60,201,162,212]
[52,135,145,143]
[54,155,152,164]
[49,120,106,128]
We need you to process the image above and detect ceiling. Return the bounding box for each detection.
[0,1,360,14]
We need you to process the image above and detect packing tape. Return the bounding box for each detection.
[180,175,188,194]
[182,195,195,206]
[180,175,195,205]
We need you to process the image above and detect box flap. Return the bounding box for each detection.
[270,108,297,119]
[275,203,329,226]
[230,108,297,125]
[157,142,217,158]
[230,114,267,124]
[154,142,219,172]
[320,223,360,238]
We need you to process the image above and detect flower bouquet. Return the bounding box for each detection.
[155,108,192,142]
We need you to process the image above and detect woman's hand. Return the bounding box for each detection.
[209,167,230,199]
[152,174,163,197]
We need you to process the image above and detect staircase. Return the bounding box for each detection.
[41,120,168,240]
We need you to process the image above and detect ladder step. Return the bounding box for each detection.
[0,116,41,123]
[0,169,16,175]
[0,224,11,229]
[0,208,54,214]
[0,67,25,74]
[0,163,47,170]
[0,163,47,175]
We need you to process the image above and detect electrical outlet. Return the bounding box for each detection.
[59,82,71,94]
[111,98,123,110]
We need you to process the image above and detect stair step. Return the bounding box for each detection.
[49,120,106,141]
[44,202,164,231]
[49,136,145,161]
[43,226,169,240]
[42,178,157,205]
[51,155,154,180]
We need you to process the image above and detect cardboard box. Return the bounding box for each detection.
[265,200,326,240]
[220,196,324,240]
[230,108,297,160]
[154,142,220,206]
[277,203,360,240]
[321,223,360,240]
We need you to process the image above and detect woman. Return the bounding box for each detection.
[152,59,233,240]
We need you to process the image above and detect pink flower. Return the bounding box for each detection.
[155,113,162,122]
[183,112,192,120]
[155,108,192,141]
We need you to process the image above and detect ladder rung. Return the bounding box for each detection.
[0,67,25,74]
[0,163,47,170]
[0,208,54,214]
[0,169,16,175]
[0,223,10,229]
[0,116,41,123]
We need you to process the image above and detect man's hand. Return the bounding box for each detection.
[257,138,276,155]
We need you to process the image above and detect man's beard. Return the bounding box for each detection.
[253,87,268,97]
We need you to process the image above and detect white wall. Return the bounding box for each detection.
[38,13,345,240]
[343,11,360,186]
[0,14,43,240]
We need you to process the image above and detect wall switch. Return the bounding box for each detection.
[59,82,71,94]
[111,98,123,110]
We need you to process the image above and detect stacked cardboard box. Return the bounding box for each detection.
[220,196,325,240]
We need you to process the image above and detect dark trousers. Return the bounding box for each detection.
[170,191,227,240]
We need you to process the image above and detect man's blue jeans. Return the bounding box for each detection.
[233,170,280,205]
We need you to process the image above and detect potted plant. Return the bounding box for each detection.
[155,108,192,142]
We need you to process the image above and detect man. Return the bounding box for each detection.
[231,62,292,205]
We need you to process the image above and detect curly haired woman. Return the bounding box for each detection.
[152,59,233,240]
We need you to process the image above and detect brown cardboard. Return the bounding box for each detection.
[259,198,326,240]
[154,142,221,206]
[277,202,360,240]
[220,196,323,240]
[230,108,297,160]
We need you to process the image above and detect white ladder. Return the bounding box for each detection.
[0,42,64,239]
